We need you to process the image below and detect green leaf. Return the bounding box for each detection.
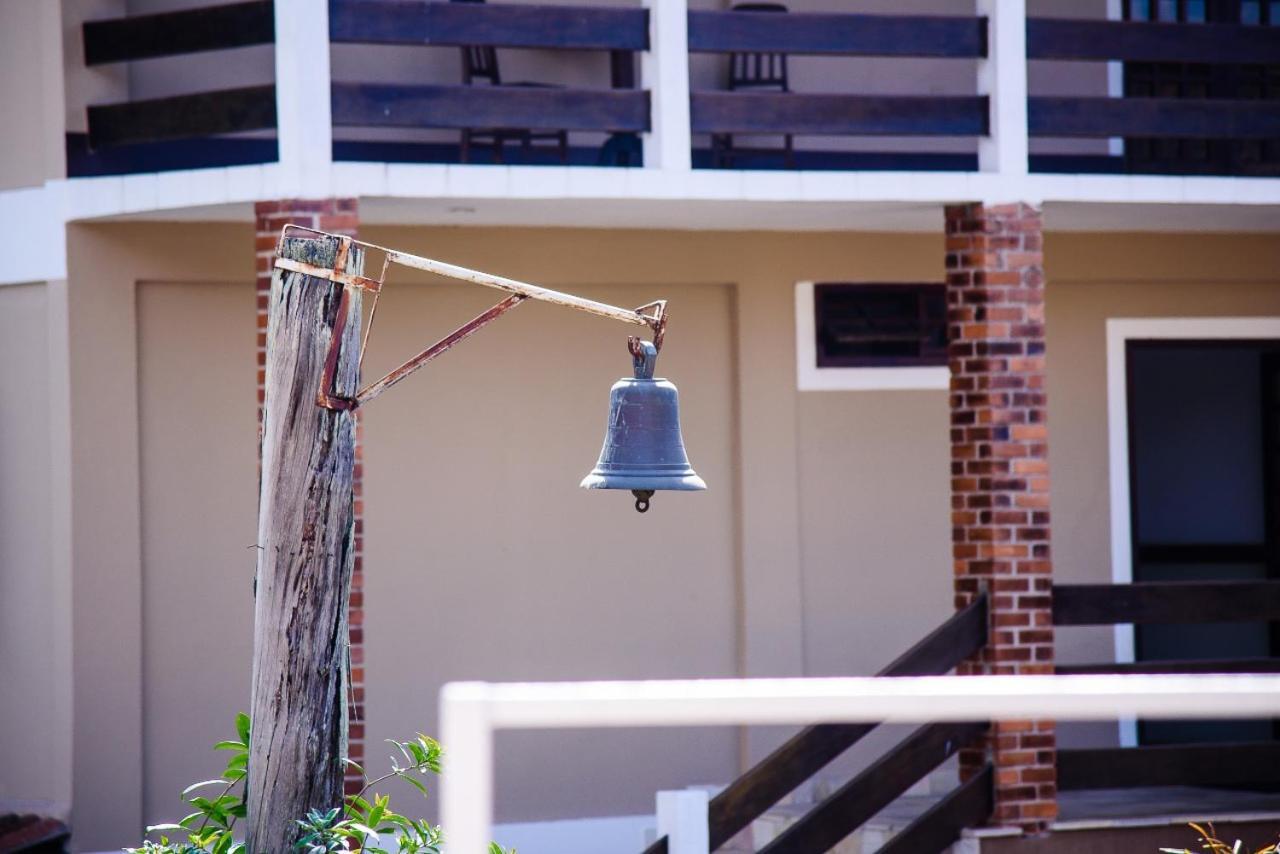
[214,741,247,752]
[144,823,184,833]
[182,779,230,797]
[235,713,251,745]
[399,773,431,799]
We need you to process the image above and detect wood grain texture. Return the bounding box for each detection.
[1059,742,1280,790]
[86,85,277,148]
[1028,97,1280,140]
[687,10,986,58]
[876,764,993,854]
[691,93,988,137]
[1027,17,1280,65]
[757,721,987,854]
[247,236,363,853]
[82,1,274,66]
[1052,580,1280,626]
[705,594,987,848]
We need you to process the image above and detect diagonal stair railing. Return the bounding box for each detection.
[643,591,990,854]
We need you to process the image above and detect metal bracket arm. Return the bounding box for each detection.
[271,225,668,411]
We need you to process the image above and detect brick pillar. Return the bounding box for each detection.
[254,199,365,795]
[944,202,1056,832]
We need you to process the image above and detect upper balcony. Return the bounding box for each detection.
[42,0,1280,229]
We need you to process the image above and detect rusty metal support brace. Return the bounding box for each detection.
[273,225,668,412]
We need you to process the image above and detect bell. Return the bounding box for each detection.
[581,340,707,512]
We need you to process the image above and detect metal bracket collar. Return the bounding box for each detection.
[270,225,670,411]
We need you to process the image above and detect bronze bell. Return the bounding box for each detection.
[581,340,707,512]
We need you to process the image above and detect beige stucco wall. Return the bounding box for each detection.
[47,223,1280,846]
[0,1,65,188]
[0,282,71,811]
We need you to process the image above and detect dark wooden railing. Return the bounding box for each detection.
[644,594,988,854]
[1053,579,1280,793]
[330,0,650,143]
[688,10,988,144]
[79,2,278,171]
[1026,18,1280,143]
[82,0,274,65]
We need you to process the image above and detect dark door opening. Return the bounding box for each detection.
[1127,339,1280,745]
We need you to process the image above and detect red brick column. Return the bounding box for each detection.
[254,199,365,794]
[944,202,1056,832]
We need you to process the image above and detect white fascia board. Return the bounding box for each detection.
[0,184,67,285]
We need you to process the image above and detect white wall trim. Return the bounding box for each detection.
[273,0,333,197]
[1105,316,1280,746]
[795,282,950,392]
[641,0,692,171]
[977,0,1029,178]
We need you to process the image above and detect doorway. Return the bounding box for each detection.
[1125,337,1280,744]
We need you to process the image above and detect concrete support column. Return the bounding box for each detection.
[253,200,364,792]
[944,202,1056,831]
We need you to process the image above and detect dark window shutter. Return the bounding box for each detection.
[812,283,947,369]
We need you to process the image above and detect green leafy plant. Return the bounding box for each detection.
[1161,821,1280,854]
[127,718,513,854]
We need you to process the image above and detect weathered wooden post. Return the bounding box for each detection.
[248,234,362,852]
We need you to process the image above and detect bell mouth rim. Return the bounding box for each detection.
[579,472,707,491]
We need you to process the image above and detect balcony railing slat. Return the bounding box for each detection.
[1028,17,1280,65]
[687,11,986,58]
[1058,657,1280,675]
[87,85,277,149]
[83,1,274,66]
[1052,580,1280,626]
[1060,742,1280,790]
[331,83,650,132]
[692,93,989,137]
[329,0,648,51]
[1029,97,1280,139]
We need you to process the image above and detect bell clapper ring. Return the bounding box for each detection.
[631,489,655,513]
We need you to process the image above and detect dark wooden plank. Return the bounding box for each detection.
[1137,542,1268,564]
[83,1,274,66]
[87,85,276,149]
[876,764,993,854]
[1060,742,1280,790]
[1058,657,1280,675]
[706,594,987,849]
[331,83,649,132]
[640,836,667,854]
[758,722,986,854]
[1027,18,1280,65]
[329,0,648,51]
[1053,581,1280,626]
[688,10,985,58]
[1029,97,1280,140]
[692,93,988,137]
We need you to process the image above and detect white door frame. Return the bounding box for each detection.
[1106,316,1280,745]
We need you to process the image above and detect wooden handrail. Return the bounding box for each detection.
[1027,17,1280,65]
[756,721,987,854]
[687,11,986,58]
[704,593,988,849]
[329,0,648,51]
[87,86,277,149]
[83,1,273,66]
[1053,580,1280,627]
[876,764,994,854]
[691,93,988,138]
[1029,97,1280,140]
[1060,742,1280,790]
[1058,657,1280,675]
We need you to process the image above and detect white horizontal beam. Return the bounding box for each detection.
[450,674,1280,729]
[442,674,1280,854]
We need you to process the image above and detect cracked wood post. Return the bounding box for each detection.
[248,234,362,853]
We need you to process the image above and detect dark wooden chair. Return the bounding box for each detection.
[712,1,795,169]
[452,0,569,164]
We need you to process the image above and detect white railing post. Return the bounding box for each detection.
[656,789,710,854]
[977,0,1029,175]
[641,0,692,171]
[441,683,494,854]
[273,0,334,195]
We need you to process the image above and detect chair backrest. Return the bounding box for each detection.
[451,0,500,85]
[728,2,788,92]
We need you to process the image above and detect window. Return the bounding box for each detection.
[795,282,950,391]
